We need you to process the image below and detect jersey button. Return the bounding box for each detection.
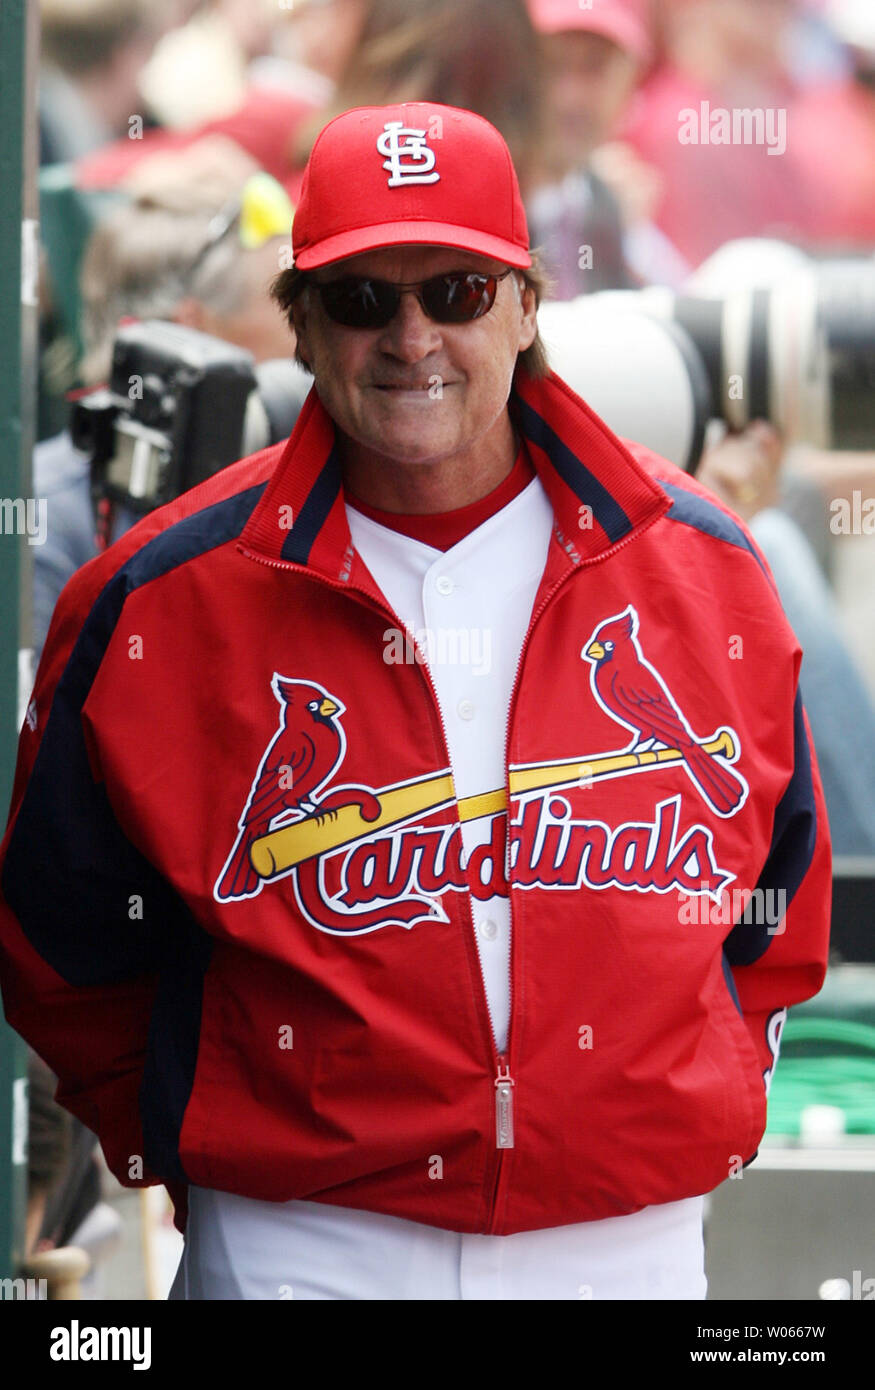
[435,576,454,596]
[457,699,475,720]
[480,918,498,940]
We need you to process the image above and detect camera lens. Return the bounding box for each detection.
[816,261,875,452]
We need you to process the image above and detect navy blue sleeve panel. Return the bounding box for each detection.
[0,480,269,1193]
[3,569,174,987]
[2,483,267,988]
[140,937,213,1185]
[650,474,829,978]
[726,692,831,1086]
[725,689,818,968]
[656,477,778,591]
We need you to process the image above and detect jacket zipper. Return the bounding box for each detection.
[484,551,590,1229]
[484,518,670,1227]
[238,544,505,1202]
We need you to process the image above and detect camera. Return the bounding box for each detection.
[71,320,311,517]
[541,243,875,468]
[634,243,875,453]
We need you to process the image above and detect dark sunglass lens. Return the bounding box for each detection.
[423,273,497,323]
[319,278,397,327]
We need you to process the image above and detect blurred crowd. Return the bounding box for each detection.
[22,0,875,1284]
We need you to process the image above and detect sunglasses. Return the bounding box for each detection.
[310,268,516,329]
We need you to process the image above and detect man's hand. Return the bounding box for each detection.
[697,421,782,522]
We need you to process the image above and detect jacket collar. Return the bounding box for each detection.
[238,365,671,594]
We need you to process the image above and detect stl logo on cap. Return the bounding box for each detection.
[377,119,441,188]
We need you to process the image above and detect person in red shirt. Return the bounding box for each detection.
[622,0,820,266]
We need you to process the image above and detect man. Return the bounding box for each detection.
[0,103,830,1300]
[529,0,651,177]
[34,158,301,660]
[525,0,649,296]
[525,0,690,293]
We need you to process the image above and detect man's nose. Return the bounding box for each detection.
[377,290,443,361]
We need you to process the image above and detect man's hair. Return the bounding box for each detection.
[270,250,552,379]
[78,178,256,385]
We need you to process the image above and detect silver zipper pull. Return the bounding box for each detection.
[495,1062,515,1149]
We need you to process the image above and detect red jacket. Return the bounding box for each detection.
[0,368,831,1236]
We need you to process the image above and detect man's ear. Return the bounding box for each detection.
[517,277,538,354]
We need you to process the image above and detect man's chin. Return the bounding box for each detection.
[356,428,464,467]
[371,441,460,467]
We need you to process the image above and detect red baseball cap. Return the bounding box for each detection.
[527,0,653,63]
[291,103,532,271]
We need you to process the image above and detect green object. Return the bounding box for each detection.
[788,963,875,1030]
[0,0,38,1280]
[37,167,124,441]
[39,165,94,359]
[766,1015,875,1136]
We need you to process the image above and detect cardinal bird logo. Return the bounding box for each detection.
[215,675,380,902]
[581,606,747,818]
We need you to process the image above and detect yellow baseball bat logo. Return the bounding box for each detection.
[249,729,738,880]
